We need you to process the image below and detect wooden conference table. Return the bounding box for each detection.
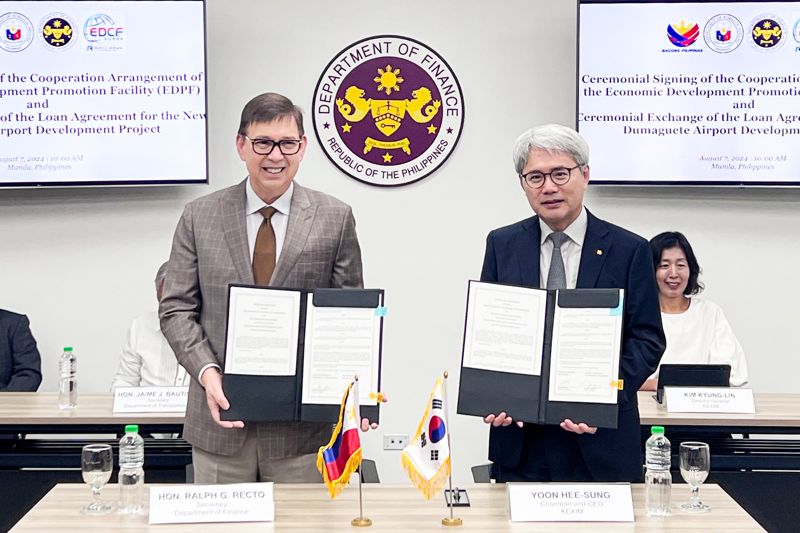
[0,392,184,433]
[2,391,800,470]
[10,483,764,532]
[637,391,800,471]
[0,392,187,470]
[638,390,800,429]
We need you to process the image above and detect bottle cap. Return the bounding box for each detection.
[63,347,73,352]
[651,425,665,435]
[125,424,139,433]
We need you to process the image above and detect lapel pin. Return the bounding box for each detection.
[596,249,603,255]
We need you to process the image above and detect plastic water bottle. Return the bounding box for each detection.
[119,424,145,514]
[645,425,672,516]
[58,346,77,409]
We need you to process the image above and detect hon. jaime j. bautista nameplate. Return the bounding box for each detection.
[149,483,274,524]
[312,35,464,187]
[507,483,634,522]
[113,386,188,413]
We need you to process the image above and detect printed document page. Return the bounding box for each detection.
[548,295,623,404]
[462,282,546,376]
[224,286,300,376]
[301,294,381,405]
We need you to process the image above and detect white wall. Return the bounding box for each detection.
[1,0,799,483]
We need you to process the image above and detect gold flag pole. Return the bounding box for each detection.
[441,370,463,527]
[351,466,371,527]
[351,375,372,527]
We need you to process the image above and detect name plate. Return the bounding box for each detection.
[149,483,274,524]
[507,483,634,522]
[665,387,755,414]
[113,386,188,413]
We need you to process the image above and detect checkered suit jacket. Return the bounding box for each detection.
[160,180,363,456]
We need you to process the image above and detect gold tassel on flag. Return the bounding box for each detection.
[316,381,363,498]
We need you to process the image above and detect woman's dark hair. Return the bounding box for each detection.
[649,231,704,296]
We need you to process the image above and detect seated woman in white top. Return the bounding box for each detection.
[640,231,748,391]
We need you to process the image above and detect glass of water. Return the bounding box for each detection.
[679,441,710,512]
[81,444,114,514]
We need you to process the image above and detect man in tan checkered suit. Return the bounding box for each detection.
[160,93,364,483]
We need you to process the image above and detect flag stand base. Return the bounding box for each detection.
[441,517,463,527]
[351,517,372,527]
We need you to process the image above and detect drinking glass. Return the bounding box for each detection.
[679,441,710,512]
[81,443,114,514]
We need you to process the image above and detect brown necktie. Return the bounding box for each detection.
[253,206,278,286]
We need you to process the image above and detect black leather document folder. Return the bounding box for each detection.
[221,285,384,424]
[457,281,622,429]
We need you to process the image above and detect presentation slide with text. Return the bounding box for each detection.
[579,1,800,185]
[0,0,207,186]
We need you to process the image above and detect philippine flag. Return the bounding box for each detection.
[317,381,362,498]
[401,376,451,499]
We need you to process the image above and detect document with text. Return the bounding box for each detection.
[301,294,381,405]
[223,286,300,376]
[548,304,622,404]
[462,282,546,375]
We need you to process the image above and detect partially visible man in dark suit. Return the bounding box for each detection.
[481,124,665,482]
[0,309,42,391]
[160,93,368,484]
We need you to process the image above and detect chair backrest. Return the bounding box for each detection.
[360,459,380,483]
[471,463,492,483]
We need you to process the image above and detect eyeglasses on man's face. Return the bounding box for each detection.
[520,165,581,189]
[244,136,303,156]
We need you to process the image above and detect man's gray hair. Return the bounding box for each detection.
[155,261,169,286]
[512,124,590,175]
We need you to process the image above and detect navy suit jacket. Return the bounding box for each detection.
[0,310,42,392]
[481,210,665,481]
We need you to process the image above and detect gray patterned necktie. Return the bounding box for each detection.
[546,232,569,289]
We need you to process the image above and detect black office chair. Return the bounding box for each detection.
[360,459,380,483]
[471,463,493,483]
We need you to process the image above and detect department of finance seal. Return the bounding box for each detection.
[750,15,785,50]
[312,35,464,187]
[39,13,76,50]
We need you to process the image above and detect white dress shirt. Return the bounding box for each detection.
[112,311,188,388]
[650,298,748,386]
[539,207,588,289]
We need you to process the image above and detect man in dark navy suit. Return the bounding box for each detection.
[0,309,42,392]
[481,124,665,482]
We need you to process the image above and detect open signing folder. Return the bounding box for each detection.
[457,281,624,429]
[221,285,384,424]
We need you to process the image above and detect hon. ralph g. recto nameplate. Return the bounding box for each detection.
[149,483,274,524]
